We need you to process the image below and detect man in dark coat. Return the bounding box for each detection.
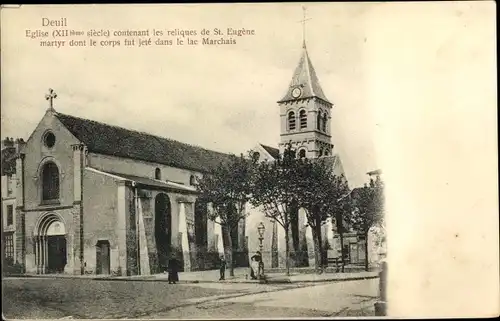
[168,255,180,284]
[219,255,226,281]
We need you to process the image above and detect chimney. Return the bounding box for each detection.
[2,137,15,150]
[14,138,26,155]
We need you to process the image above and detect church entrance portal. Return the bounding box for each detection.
[96,240,111,275]
[155,193,171,273]
[47,235,67,273]
[35,214,68,274]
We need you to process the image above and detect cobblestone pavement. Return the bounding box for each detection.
[2,277,292,319]
[3,277,378,319]
[147,278,379,318]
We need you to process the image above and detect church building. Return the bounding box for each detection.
[10,95,248,276]
[4,12,382,275]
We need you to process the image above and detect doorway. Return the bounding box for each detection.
[47,236,67,273]
[155,193,171,273]
[36,216,68,274]
[96,240,111,275]
[194,200,208,270]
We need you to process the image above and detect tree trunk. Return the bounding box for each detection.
[339,231,345,273]
[311,225,322,274]
[284,225,290,276]
[315,215,324,272]
[231,241,236,277]
[222,225,234,277]
[364,232,369,272]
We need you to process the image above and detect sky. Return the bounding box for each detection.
[1,3,379,187]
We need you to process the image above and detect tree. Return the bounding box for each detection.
[250,144,298,276]
[333,185,352,273]
[195,154,254,277]
[293,158,351,273]
[350,175,385,271]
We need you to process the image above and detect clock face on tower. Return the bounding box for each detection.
[291,87,302,99]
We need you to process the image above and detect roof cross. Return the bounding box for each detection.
[45,88,57,111]
[298,6,311,48]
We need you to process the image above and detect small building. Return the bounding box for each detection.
[2,138,18,265]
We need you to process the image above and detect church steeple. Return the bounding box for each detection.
[277,7,334,160]
[278,45,331,104]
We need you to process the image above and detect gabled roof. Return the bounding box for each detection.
[279,44,331,104]
[259,144,280,159]
[1,147,17,176]
[55,112,235,173]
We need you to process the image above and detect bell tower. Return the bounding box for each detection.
[277,42,334,159]
[278,7,333,159]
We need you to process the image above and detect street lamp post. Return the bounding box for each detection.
[257,222,266,279]
[257,222,265,253]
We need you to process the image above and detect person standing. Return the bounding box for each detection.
[219,255,226,281]
[168,255,180,284]
[249,255,259,280]
[258,257,265,279]
[254,251,265,279]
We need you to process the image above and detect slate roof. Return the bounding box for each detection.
[279,44,331,104]
[1,147,17,176]
[310,155,338,169]
[259,144,280,159]
[55,112,235,173]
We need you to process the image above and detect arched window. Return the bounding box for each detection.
[299,110,307,129]
[324,149,329,156]
[317,111,322,130]
[319,149,323,157]
[288,111,296,131]
[322,114,328,132]
[42,162,59,201]
[155,168,161,180]
[298,149,306,159]
[190,175,197,186]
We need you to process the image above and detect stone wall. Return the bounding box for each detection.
[88,153,202,187]
[81,169,121,275]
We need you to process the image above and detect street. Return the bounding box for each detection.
[148,279,379,318]
[2,277,378,319]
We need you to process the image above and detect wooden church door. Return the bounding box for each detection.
[96,240,111,275]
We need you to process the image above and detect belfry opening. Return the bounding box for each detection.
[34,213,68,274]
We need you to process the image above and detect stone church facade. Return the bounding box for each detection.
[11,108,247,276]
